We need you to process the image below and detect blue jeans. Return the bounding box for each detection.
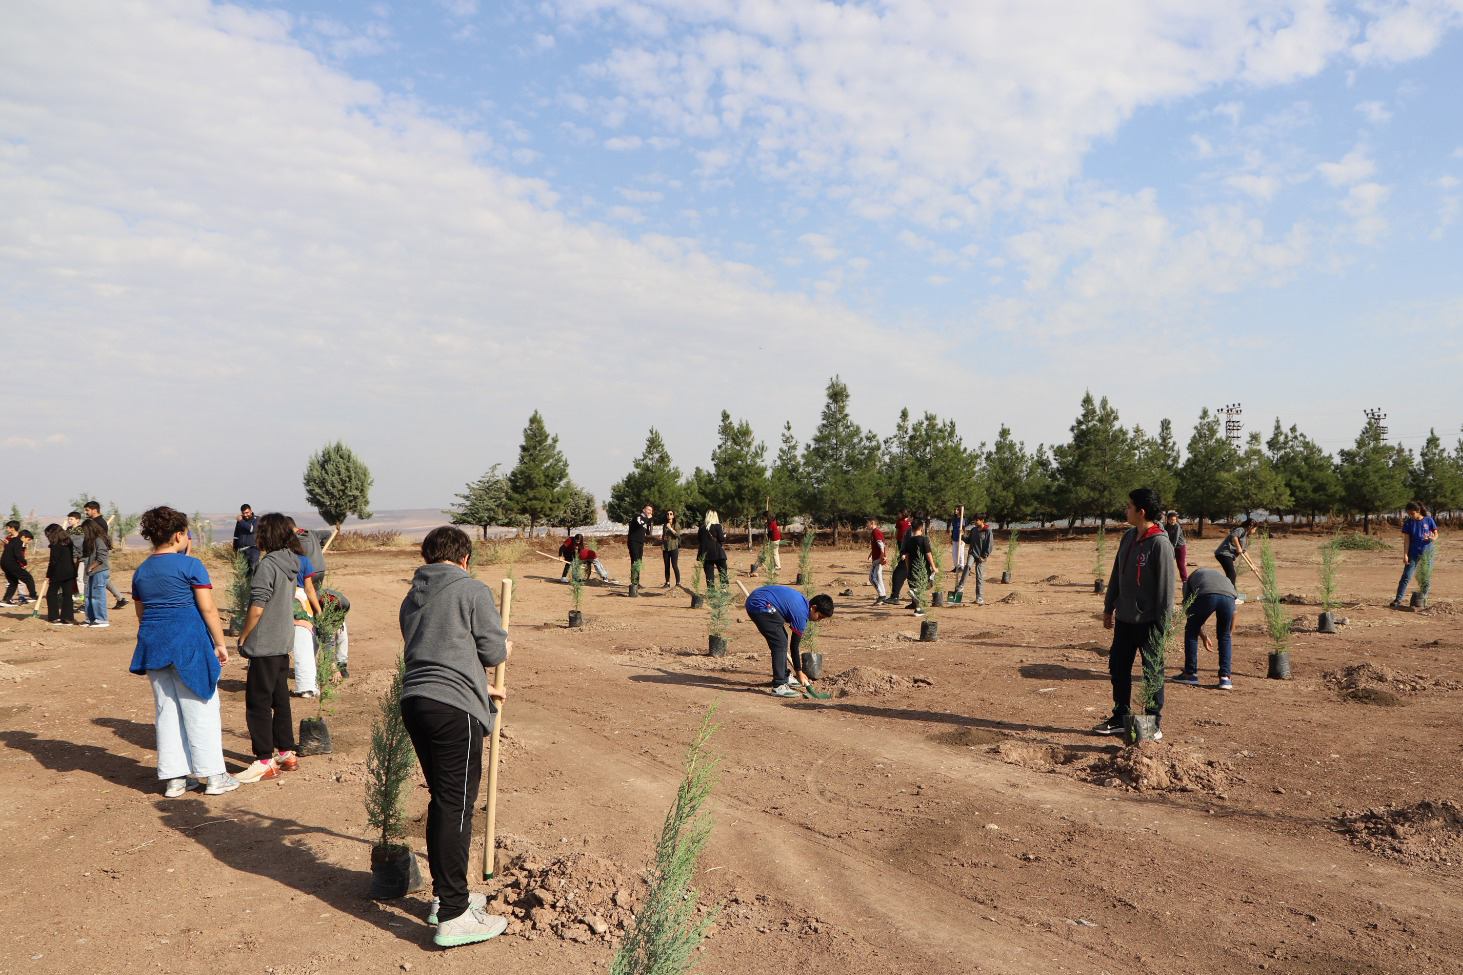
[1183,592,1234,677]
[86,568,110,624]
[1395,553,1430,601]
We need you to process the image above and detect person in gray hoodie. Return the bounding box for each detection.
[235,513,300,782]
[1093,487,1176,737]
[399,526,511,949]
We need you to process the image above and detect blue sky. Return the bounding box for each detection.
[2,0,1460,516]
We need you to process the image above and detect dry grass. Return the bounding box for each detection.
[331,529,407,551]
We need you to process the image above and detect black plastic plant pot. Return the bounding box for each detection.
[297,718,332,756]
[690,594,705,609]
[1317,612,1336,634]
[1267,651,1291,680]
[795,572,806,586]
[799,651,823,680]
[628,584,640,598]
[1001,571,1012,584]
[1410,593,1426,609]
[568,610,583,628]
[708,635,727,657]
[931,591,946,607]
[1123,714,1160,744]
[368,846,424,900]
[1093,579,1105,594]
[919,620,938,642]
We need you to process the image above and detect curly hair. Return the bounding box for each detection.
[256,513,296,554]
[139,506,189,546]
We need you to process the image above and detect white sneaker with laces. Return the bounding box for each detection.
[434,905,508,948]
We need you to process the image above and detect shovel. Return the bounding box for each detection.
[481,578,512,881]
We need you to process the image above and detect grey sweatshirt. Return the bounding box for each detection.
[399,563,508,730]
[1165,521,1186,549]
[964,525,993,560]
[241,548,298,658]
[1214,526,1249,560]
[1183,567,1236,604]
[86,534,110,573]
[1104,525,1176,624]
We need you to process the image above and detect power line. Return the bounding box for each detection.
[1219,403,1243,447]
[1364,407,1388,440]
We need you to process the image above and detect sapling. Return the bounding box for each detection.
[799,544,819,657]
[1004,528,1020,578]
[704,575,730,644]
[1414,542,1437,600]
[227,549,251,633]
[797,530,814,586]
[1142,594,1194,713]
[690,559,703,597]
[1258,534,1290,657]
[364,653,416,856]
[760,538,779,585]
[568,554,585,613]
[1317,535,1341,614]
[630,558,643,589]
[1093,525,1107,581]
[610,705,722,975]
[911,545,934,613]
[309,594,346,721]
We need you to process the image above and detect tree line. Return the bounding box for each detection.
[451,380,1463,540]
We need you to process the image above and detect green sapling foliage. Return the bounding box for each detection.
[760,539,779,585]
[569,555,585,612]
[1004,528,1020,577]
[705,575,730,641]
[364,653,417,853]
[690,559,703,597]
[798,530,814,586]
[1093,525,1107,580]
[1258,533,1290,655]
[1317,535,1341,613]
[1414,541,1437,598]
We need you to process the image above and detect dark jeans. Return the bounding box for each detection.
[4,568,37,601]
[704,558,727,586]
[750,608,793,685]
[890,563,908,599]
[239,545,260,574]
[663,549,680,584]
[400,696,483,926]
[244,654,295,759]
[1108,619,1165,719]
[1183,593,1234,677]
[628,540,644,567]
[1216,554,1237,586]
[46,580,75,622]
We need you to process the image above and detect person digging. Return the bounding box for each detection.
[745,584,834,698]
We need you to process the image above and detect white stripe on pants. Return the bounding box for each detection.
[292,625,318,695]
[149,665,225,779]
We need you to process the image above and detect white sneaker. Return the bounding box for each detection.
[770,684,799,698]
[204,773,241,795]
[428,892,487,925]
[434,904,508,948]
[786,676,801,687]
[163,777,192,798]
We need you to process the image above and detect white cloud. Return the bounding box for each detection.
[604,135,643,150]
[798,232,842,262]
[1318,145,1378,186]
[1355,99,1393,123]
[1351,0,1463,64]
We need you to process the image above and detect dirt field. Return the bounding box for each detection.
[1,532,1460,975]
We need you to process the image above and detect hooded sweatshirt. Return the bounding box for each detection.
[241,548,298,658]
[1104,523,1175,624]
[399,562,508,729]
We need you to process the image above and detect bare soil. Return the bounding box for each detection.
[2,533,1462,974]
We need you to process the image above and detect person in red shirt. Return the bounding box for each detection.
[748,507,784,575]
[894,510,911,548]
[575,544,616,584]
[866,517,888,604]
[557,534,579,581]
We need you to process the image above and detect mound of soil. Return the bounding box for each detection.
[996,740,1071,770]
[822,666,913,697]
[0,660,31,683]
[487,834,639,943]
[1038,574,1062,584]
[999,591,1044,605]
[1084,741,1231,793]
[1321,663,1461,696]
[1335,800,1463,868]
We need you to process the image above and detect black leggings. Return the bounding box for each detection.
[663,549,680,584]
[244,654,295,759]
[401,697,483,926]
[4,568,37,601]
[1216,554,1237,586]
[704,558,727,586]
[46,580,75,622]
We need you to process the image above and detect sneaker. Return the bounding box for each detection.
[236,758,279,783]
[1152,728,1164,741]
[88,621,110,628]
[913,609,925,617]
[1218,676,1233,690]
[770,684,799,698]
[294,689,317,700]
[163,777,191,798]
[434,904,508,948]
[275,750,299,772]
[203,773,241,795]
[114,598,128,610]
[1388,599,1403,609]
[1091,715,1125,735]
[337,663,350,679]
[428,892,487,925]
[0,599,15,607]
[975,597,985,606]
[1171,673,1200,686]
[786,676,801,687]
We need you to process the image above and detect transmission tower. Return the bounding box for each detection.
[1364,408,1388,439]
[1219,403,1243,447]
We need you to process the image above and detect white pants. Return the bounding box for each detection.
[869,561,886,597]
[292,625,318,695]
[333,622,349,664]
[149,665,225,779]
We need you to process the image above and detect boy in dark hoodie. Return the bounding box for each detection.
[1093,488,1176,737]
[954,513,993,605]
[2,522,38,604]
[399,526,511,949]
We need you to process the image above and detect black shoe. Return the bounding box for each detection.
[1091,715,1125,735]
[114,598,128,610]
[337,664,350,679]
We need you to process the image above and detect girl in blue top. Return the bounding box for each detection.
[1392,502,1440,607]
[128,506,239,797]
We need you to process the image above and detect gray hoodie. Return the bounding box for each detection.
[1104,525,1176,625]
[399,563,508,729]
[241,548,298,658]
[1183,567,1237,603]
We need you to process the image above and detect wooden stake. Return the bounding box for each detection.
[481,577,512,880]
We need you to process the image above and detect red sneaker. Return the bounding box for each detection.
[275,751,299,772]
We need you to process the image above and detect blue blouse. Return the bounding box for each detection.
[128,554,220,699]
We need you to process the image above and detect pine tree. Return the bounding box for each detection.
[1268,421,1342,524]
[448,464,521,539]
[506,411,570,538]
[766,421,805,518]
[1132,421,1180,510]
[802,376,883,544]
[983,425,1032,529]
[1027,445,1058,527]
[1233,431,1291,519]
[1052,392,1136,528]
[608,428,684,525]
[889,412,981,521]
[1176,408,1241,537]
[703,412,767,541]
[303,440,374,529]
[1409,429,1463,515]
[364,654,417,854]
[1337,416,1409,534]
[554,482,599,533]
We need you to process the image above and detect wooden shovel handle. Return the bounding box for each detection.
[482,578,512,879]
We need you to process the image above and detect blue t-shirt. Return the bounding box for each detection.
[296,552,317,585]
[747,585,809,635]
[1402,517,1437,560]
[128,553,220,699]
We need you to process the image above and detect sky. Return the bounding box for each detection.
[2,0,1461,518]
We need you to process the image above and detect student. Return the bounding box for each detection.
[2,522,38,605]
[66,511,86,590]
[1093,488,1176,737]
[42,524,78,624]
[1392,501,1440,608]
[233,504,260,573]
[399,526,511,949]
[698,510,728,587]
[744,584,834,697]
[287,530,320,699]
[127,505,239,797]
[234,513,302,782]
[894,509,911,548]
[949,505,965,573]
[1214,518,1260,587]
[83,501,127,609]
[627,504,653,584]
[661,509,681,587]
[290,520,329,602]
[749,506,783,574]
[575,541,615,583]
[1174,567,1237,689]
[866,517,888,604]
[317,586,351,679]
[891,520,937,615]
[81,518,111,627]
[954,514,993,605]
[558,534,580,581]
[1164,511,1188,583]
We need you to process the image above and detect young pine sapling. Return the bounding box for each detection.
[1414,542,1437,600]
[1093,525,1107,581]
[1004,528,1020,578]
[364,653,417,856]
[1317,535,1341,614]
[1258,534,1291,657]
